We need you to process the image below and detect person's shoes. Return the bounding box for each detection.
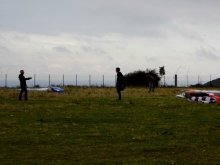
[19,99,22,101]
[25,99,28,101]
[118,98,121,100]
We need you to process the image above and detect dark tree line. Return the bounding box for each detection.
[124,68,162,87]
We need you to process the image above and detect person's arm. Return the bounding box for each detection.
[25,77,32,80]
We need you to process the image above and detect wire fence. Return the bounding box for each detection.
[0,74,220,88]
[0,74,117,88]
[162,74,220,87]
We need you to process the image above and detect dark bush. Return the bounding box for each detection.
[124,69,161,87]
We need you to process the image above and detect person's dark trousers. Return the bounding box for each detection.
[19,88,28,100]
[116,85,121,100]
[149,83,154,93]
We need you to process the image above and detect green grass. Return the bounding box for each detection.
[1,87,220,165]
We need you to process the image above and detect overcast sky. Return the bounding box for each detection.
[0,0,220,77]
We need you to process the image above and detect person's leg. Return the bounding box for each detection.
[117,90,121,100]
[24,88,28,100]
[148,83,151,93]
[19,89,24,100]
[117,86,121,100]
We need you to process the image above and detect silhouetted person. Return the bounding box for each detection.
[148,75,154,93]
[18,70,32,100]
[116,67,125,100]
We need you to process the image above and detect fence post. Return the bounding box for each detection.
[187,75,188,87]
[89,75,91,87]
[63,74,64,87]
[76,74,77,87]
[5,74,7,87]
[103,75,104,87]
[115,75,116,86]
[175,74,177,87]
[49,74,50,86]
[34,74,35,87]
[210,75,211,87]
[0,67,2,78]
[164,75,165,87]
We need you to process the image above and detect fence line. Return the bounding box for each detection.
[0,74,219,87]
[0,74,118,88]
[161,75,220,87]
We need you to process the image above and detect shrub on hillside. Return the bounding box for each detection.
[124,69,161,87]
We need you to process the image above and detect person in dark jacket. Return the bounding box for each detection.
[147,75,154,93]
[18,70,32,100]
[116,67,125,100]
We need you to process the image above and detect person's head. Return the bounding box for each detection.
[116,67,120,73]
[20,70,24,75]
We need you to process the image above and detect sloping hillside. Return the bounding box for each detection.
[203,78,220,87]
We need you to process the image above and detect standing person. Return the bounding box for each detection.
[148,75,154,93]
[18,70,32,100]
[116,67,125,100]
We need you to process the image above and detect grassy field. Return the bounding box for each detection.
[0,87,220,165]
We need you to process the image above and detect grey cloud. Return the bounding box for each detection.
[74,51,80,55]
[108,56,114,61]
[171,23,203,41]
[82,46,107,55]
[196,47,219,60]
[72,35,115,44]
[12,33,30,42]
[53,46,71,53]
[0,45,7,50]
[94,48,107,55]
[146,56,159,62]
[82,46,92,52]
[2,0,219,37]
[0,45,15,57]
